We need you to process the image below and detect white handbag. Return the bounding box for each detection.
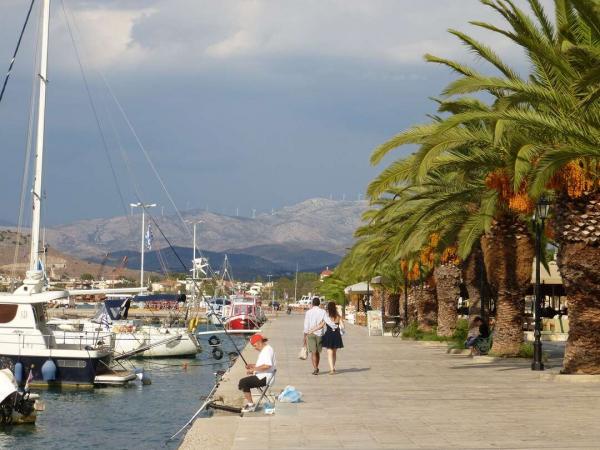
[298,346,308,360]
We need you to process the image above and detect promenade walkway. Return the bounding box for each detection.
[180,313,600,449]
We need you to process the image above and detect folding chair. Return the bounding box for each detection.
[249,369,277,413]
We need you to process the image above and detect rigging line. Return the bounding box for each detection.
[141,206,250,366]
[100,75,192,233]
[60,0,132,222]
[98,75,222,280]
[0,0,36,105]
[62,0,244,355]
[96,65,221,281]
[61,5,182,284]
[12,2,42,282]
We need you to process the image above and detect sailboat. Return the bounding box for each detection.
[0,0,135,387]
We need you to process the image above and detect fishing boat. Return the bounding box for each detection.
[223,298,265,331]
[0,0,136,387]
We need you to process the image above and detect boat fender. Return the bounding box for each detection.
[41,359,57,381]
[212,347,224,360]
[208,335,221,346]
[142,372,152,386]
[14,362,23,385]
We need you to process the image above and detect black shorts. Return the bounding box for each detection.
[238,375,267,393]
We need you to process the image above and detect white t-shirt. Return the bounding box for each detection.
[304,306,327,336]
[255,344,276,381]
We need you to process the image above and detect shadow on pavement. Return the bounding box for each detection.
[335,367,371,374]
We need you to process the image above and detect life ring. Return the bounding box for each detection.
[208,335,221,346]
[212,347,224,360]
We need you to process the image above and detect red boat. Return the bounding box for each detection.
[224,300,264,331]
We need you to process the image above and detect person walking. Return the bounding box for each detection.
[303,297,327,375]
[309,301,344,374]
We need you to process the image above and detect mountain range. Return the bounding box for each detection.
[26,198,365,279]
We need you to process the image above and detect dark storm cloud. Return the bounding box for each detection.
[0,0,546,224]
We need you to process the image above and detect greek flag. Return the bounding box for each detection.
[24,368,34,391]
[99,311,112,330]
[145,224,154,251]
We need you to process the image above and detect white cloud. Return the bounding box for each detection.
[50,5,155,70]
[51,0,548,73]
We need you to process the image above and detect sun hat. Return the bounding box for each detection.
[250,334,267,345]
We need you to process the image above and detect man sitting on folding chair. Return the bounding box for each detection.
[239,333,276,412]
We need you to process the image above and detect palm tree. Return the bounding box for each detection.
[423,0,599,370]
[369,96,536,354]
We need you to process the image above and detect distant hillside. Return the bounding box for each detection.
[0,230,142,280]
[90,245,341,280]
[44,198,366,259]
[229,244,340,272]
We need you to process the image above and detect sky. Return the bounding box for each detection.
[0,0,544,225]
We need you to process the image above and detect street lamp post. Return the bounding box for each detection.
[532,195,550,371]
[130,202,156,289]
[403,277,409,325]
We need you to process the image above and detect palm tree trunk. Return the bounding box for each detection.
[554,190,600,374]
[372,286,384,312]
[462,246,484,320]
[481,215,534,356]
[388,293,400,316]
[404,286,418,324]
[416,281,437,332]
[434,264,461,336]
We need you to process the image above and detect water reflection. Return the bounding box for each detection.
[0,334,246,450]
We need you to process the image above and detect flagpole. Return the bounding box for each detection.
[140,208,145,288]
[130,202,156,289]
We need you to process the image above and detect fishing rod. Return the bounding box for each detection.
[165,379,221,443]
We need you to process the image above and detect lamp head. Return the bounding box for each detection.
[536,194,551,221]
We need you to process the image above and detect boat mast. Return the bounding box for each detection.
[29,0,51,271]
[192,222,197,303]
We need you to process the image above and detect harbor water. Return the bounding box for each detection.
[0,332,246,450]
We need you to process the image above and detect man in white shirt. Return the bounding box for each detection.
[239,333,276,411]
[303,297,327,375]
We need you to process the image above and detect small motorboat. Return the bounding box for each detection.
[224,300,263,331]
[0,369,43,425]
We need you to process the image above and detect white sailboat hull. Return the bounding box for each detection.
[50,321,201,358]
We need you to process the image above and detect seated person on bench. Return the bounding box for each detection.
[465,316,490,355]
[238,333,276,412]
